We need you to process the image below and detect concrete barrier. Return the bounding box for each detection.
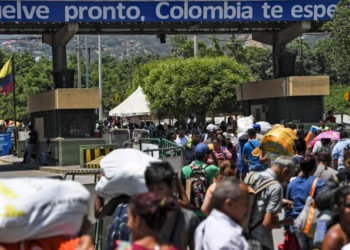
[80,144,116,168]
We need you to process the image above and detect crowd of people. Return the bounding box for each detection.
[4,112,350,250]
[98,114,350,250]
[89,114,350,250]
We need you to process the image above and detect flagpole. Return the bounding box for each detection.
[12,56,17,156]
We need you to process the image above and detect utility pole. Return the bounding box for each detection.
[193,35,198,57]
[98,35,103,121]
[300,35,304,76]
[88,48,91,64]
[76,35,81,88]
[85,35,89,88]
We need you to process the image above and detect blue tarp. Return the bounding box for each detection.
[0,134,12,156]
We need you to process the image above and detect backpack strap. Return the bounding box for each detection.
[190,162,196,169]
[249,141,256,150]
[248,179,278,232]
[192,161,207,168]
[333,174,339,183]
[245,172,258,186]
[254,180,278,194]
[309,178,319,198]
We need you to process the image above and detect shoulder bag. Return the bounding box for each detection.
[294,177,320,238]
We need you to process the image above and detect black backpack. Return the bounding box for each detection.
[189,163,209,209]
[319,145,330,155]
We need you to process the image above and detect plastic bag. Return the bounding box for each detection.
[237,116,254,133]
[256,121,272,135]
[0,178,90,243]
[95,149,161,198]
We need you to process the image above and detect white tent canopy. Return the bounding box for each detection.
[109,86,151,117]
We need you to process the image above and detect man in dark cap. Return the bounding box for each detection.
[253,124,264,141]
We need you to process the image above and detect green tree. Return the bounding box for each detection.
[222,35,246,63]
[322,0,350,83]
[203,36,224,57]
[134,57,254,122]
[311,38,338,81]
[243,46,272,80]
[325,84,350,115]
[286,38,313,76]
[170,35,206,58]
[86,54,160,117]
[0,51,53,122]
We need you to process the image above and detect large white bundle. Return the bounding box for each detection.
[206,124,218,132]
[237,115,254,133]
[95,149,161,198]
[0,178,90,243]
[257,121,272,135]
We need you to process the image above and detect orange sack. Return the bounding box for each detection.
[1,237,81,250]
[252,127,297,157]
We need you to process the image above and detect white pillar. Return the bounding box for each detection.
[85,35,89,88]
[98,35,103,121]
[193,35,198,57]
[76,35,81,88]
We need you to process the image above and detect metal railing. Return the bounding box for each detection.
[63,170,100,183]
[102,129,130,148]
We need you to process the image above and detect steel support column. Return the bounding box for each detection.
[42,23,79,72]
[272,33,287,78]
[252,21,311,78]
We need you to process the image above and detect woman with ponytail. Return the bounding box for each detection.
[200,160,238,215]
[115,192,179,250]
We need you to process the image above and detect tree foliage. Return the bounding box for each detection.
[0,51,53,122]
[325,84,350,115]
[322,0,350,83]
[134,57,254,121]
[170,35,272,80]
[68,53,160,115]
[286,38,314,76]
[2,27,350,121]
[170,35,206,58]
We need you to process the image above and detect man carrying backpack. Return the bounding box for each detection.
[244,156,295,250]
[181,143,220,221]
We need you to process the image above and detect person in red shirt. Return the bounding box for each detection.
[326,110,336,123]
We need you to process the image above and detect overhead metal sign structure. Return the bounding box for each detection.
[0,0,337,76]
[0,0,339,34]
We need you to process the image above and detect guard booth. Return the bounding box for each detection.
[27,87,105,166]
[237,76,330,124]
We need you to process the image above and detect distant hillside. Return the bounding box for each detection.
[0,33,327,61]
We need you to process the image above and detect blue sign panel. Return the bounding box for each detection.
[0,0,338,23]
[0,134,12,156]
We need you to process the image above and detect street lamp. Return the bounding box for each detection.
[300,35,304,76]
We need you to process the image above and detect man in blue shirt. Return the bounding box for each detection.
[332,130,350,171]
[242,129,263,172]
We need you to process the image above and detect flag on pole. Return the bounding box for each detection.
[0,58,13,96]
